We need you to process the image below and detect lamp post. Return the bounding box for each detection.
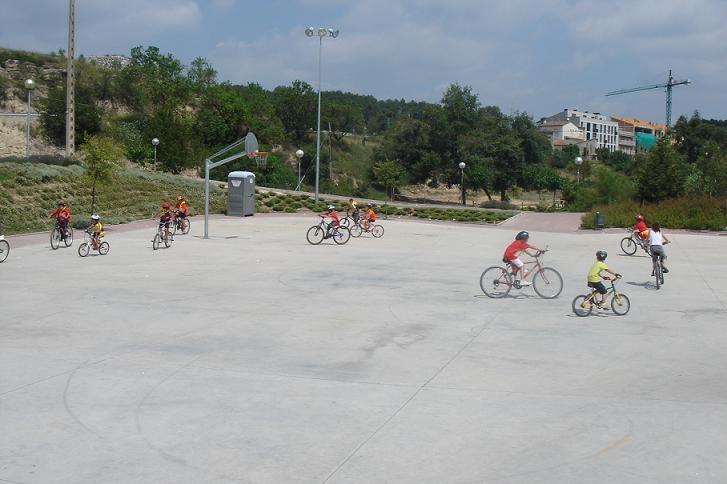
[458,162,466,206]
[295,149,304,191]
[305,26,339,202]
[24,79,35,159]
[152,138,159,163]
[574,156,583,184]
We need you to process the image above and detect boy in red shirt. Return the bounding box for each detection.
[322,204,340,238]
[632,214,648,240]
[503,231,546,286]
[49,200,71,238]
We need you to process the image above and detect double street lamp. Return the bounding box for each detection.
[459,162,466,206]
[305,26,339,202]
[24,79,35,159]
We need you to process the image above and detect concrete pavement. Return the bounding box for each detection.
[1,214,726,484]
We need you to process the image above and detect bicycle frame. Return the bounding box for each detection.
[572,276,630,316]
[480,250,563,299]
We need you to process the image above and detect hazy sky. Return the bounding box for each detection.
[3,0,726,124]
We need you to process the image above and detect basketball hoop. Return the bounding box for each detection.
[251,151,269,169]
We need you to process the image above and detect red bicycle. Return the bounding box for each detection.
[479,249,563,299]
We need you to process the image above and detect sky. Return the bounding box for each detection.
[2,0,727,124]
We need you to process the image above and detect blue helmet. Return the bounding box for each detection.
[515,230,529,241]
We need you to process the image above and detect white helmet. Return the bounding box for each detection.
[326,204,335,210]
[91,213,100,220]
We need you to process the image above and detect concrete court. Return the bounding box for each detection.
[1,214,726,484]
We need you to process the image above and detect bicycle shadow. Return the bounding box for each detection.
[626,280,660,291]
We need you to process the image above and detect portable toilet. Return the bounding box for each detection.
[227,171,255,216]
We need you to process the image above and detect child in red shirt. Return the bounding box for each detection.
[322,204,340,238]
[632,214,648,240]
[49,200,71,238]
[502,231,546,286]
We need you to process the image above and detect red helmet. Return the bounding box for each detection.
[162,202,170,209]
[635,214,644,221]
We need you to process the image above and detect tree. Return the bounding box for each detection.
[522,163,563,204]
[82,135,124,213]
[39,84,101,147]
[637,139,685,201]
[372,160,406,201]
[271,80,316,144]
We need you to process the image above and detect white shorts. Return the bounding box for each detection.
[510,258,524,268]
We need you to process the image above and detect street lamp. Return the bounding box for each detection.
[458,162,466,206]
[295,149,304,191]
[152,138,159,163]
[574,156,583,184]
[305,26,339,202]
[24,79,35,159]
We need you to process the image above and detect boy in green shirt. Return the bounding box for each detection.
[588,250,621,309]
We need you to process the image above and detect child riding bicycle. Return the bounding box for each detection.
[587,250,621,309]
[88,214,105,249]
[322,204,340,238]
[173,195,188,223]
[49,200,71,237]
[502,231,546,287]
[648,222,670,274]
[158,202,173,239]
[362,203,376,231]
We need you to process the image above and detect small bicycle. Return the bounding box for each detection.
[572,275,630,316]
[350,219,384,238]
[306,216,351,245]
[171,211,190,235]
[651,242,669,289]
[50,222,73,250]
[620,230,650,256]
[152,219,173,250]
[479,249,563,299]
[78,229,109,257]
[0,233,9,263]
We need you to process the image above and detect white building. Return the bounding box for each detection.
[539,109,620,153]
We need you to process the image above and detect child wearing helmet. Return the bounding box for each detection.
[158,202,172,239]
[49,200,71,238]
[322,204,340,238]
[587,250,621,309]
[174,195,188,221]
[89,214,105,249]
[347,198,360,222]
[633,214,648,242]
[502,231,546,286]
[362,203,376,231]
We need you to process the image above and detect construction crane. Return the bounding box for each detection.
[606,69,690,128]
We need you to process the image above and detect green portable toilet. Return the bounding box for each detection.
[227,171,255,216]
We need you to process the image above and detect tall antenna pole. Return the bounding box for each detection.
[65,0,76,157]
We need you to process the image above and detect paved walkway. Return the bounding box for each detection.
[2,214,726,484]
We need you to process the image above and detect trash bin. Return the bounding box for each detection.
[227,171,255,216]
[595,211,605,229]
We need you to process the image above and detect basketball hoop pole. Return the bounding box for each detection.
[203,133,258,239]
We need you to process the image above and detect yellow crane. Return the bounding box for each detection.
[606,69,690,128]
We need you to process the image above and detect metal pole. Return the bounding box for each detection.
[315,35,322,203]
[204,159,210,239]
[25,89,31,159]
[461,168,465,205]
[153,146,157,164]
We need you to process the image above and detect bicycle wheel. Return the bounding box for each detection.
[350,224,363,238]
[50,228,61,250]
[479,266,512,298]
[98,241,110,255]
[332,226,351,245]
[0,239,9,263]
[170,221,178,236]
[653,258,661,289]
[532,267,563,299]
[181,218,190,234]
[63,227,73,247]
[371,225,384,238]
[164,233,173,248]
[306,225,324,245]
[152,234,160,250]
[572,294,594,317]
[340,217,351,228]
[78,242,90,257]
[611,292,631,315]
[620,237,637,256]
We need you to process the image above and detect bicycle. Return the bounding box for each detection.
[350,219,384,238]
[650,242,669,289]
[78,229,109,257]
[479,249,563,299]
[50,221,74,250]
[152,219,173,250]
[171,211,191,236]
[572,275,630,316]
[306,216,351,245]
[0,233,9,263]
[620,229,650,256]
